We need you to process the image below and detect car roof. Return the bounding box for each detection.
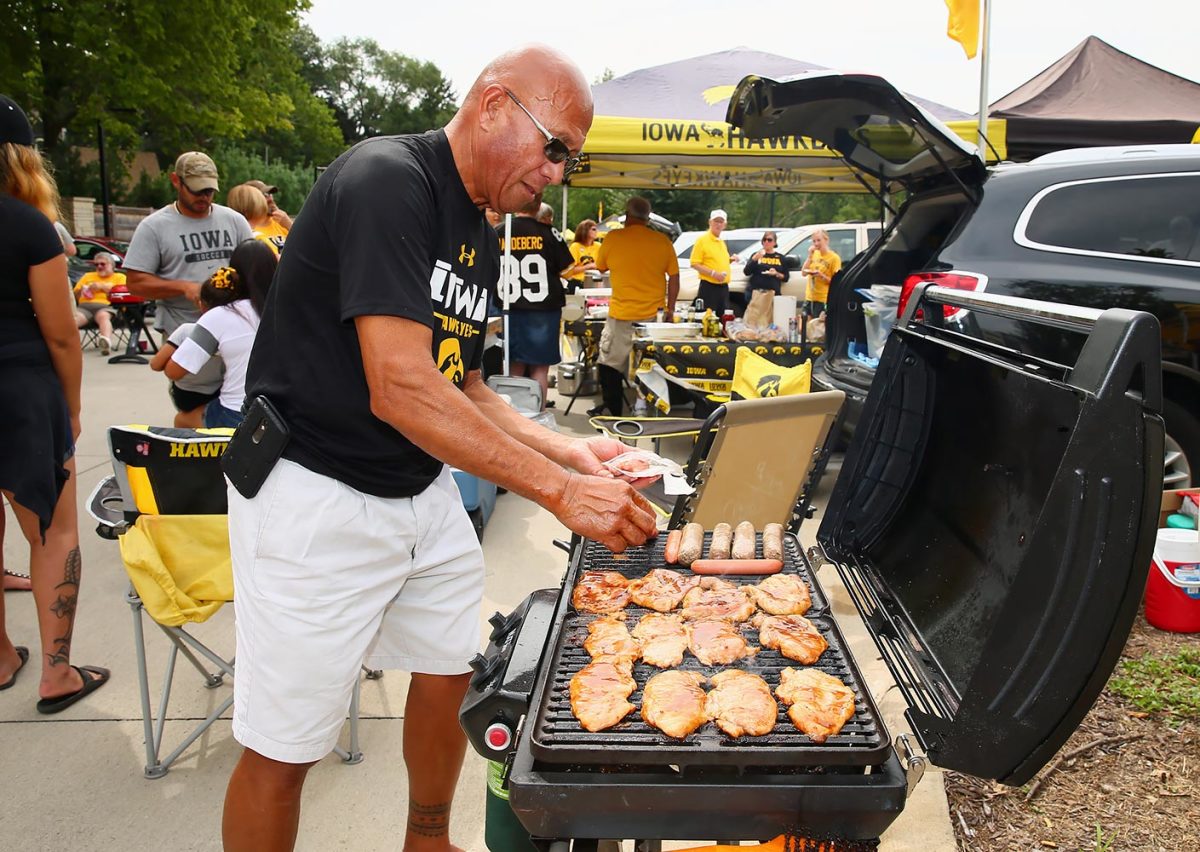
[1028,144,1200,167]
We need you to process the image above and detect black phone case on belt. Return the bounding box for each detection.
[222,395,290,500]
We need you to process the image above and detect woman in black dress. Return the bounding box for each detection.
[0,95,109,711]
[743,230,790,296]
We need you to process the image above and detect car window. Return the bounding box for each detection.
[828,230,859,260]
[868,227,882,245]
[74,241,101,261]
[724,238,758,255]
[786,236,813,260]
[1022,174,1200,263]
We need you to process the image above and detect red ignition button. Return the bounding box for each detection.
[484,722,513,751]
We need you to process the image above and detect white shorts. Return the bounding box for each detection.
[227,459,484,763]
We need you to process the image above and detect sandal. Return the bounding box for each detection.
[3,569,32,592]
[35,665,110,714]
[0,646,29,690]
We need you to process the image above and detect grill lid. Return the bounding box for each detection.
[818,285,1163,785]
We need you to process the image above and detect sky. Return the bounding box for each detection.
[304,0,1198,116]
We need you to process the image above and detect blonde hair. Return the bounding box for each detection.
[226,183,269,223]
[0,141,60,221]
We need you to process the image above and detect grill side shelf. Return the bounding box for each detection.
[528,534,892,768]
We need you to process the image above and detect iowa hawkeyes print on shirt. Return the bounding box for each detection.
[428,246,494,385]
[495,216,574,311]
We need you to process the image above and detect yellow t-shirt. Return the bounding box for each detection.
[74,271,125,305]
[595,224,679,321]
[253,229,281,256]
[690,231,732,285]
[568,240,599,282]
[256,219,288,253]
[804,249,843,303]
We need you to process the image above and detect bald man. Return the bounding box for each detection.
[222,45,657,852]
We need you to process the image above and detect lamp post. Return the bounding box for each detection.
[96,120,111,237]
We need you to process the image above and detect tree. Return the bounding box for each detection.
[1,1,343,171]
[307,37,458,143]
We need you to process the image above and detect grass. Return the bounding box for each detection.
[1108,649,1200,722]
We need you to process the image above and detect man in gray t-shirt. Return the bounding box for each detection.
[124,151,252,336]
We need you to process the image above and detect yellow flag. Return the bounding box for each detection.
[945,0,980,59]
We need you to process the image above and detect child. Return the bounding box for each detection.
[163,240,277,428]
[149,320,225,428]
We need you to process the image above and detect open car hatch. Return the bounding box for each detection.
[726,71,988,192]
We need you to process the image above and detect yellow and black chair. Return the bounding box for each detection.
[89,425,376,778]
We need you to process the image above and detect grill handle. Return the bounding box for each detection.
[896,733,926,798]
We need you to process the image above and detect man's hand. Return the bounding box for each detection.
[563,436,628,476]
[270,208,293,230]
[183,280,202,308]
[554,472,658,553]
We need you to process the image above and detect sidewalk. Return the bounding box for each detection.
[0,349,956,851]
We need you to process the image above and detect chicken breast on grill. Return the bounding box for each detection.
[758,615,828,664]
[744,573,812,616]
[631,612,689,668]
[641,670,710,738]
[680,577,756,623]
[584,613,640,663]
[686,619,756,666]
[572,571,632,614]
[775,667,855,743]
[706,670,777,738]
[570,658,637,732]
[629,568,701,612]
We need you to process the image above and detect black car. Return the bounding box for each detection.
[728,72,1200,486]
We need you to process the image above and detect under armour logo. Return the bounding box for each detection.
[458,244,475,267]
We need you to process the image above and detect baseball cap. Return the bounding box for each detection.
[710,209,728,221]
[174,151,220,192]
[0,95,35,146]
[245,178,279,195]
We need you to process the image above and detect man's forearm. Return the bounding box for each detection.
[666,276,680,311]
[125,271,196,300]
[463,374,580,467]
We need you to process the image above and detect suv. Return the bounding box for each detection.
[728,72,1200,486]
[677,221,882,304]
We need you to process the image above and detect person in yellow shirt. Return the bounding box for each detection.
[689,208,733,314]
[593,197,679,416]
[73,253,123,354]
[801,229,842,316]
[246,178,292,239]
[566,218,600,290]
[226,184,281,256]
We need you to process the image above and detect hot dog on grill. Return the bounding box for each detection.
[762,523,784,561]
[690,558,783,575]
[677,523,705,566]
[709,523,733,560]
[731,521,756,560]
[663,529,683,565]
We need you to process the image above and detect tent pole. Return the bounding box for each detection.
[768,191,776,226]
[502,213,512,375]
[977,0,992,155]
[561,183,569,230]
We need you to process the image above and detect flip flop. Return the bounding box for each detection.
[3,569,32,591]
[35,665,110,714]
[0,646,29,691]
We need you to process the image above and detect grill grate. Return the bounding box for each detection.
[528,534,891,767]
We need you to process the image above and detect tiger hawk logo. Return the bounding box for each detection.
[436,338,464,383]
[757,375,782,397]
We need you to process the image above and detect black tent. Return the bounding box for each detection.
[990,36,1200,160]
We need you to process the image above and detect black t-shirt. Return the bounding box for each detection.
[744,250,790,293]
[0,194,64,351]
[245,130,500,498]
[495,217,574,312]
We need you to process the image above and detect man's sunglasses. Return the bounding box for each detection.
[763,237,776,243]
[182,182,216,197]
[504,88,582,178]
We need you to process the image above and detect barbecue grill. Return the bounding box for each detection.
[461,285,1163,849]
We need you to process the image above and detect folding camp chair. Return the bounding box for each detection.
[667,390,845,532]
[89,425,377,779]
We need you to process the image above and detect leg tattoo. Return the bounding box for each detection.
[46,547,81,668]
[407,800,451,838]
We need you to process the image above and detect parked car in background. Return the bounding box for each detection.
[73,236,129,266]
[677,222,881,305]
[729,70,1200,485]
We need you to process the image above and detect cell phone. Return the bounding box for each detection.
[222,395,290,499]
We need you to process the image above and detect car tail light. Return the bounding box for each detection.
[898,271,986,319]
